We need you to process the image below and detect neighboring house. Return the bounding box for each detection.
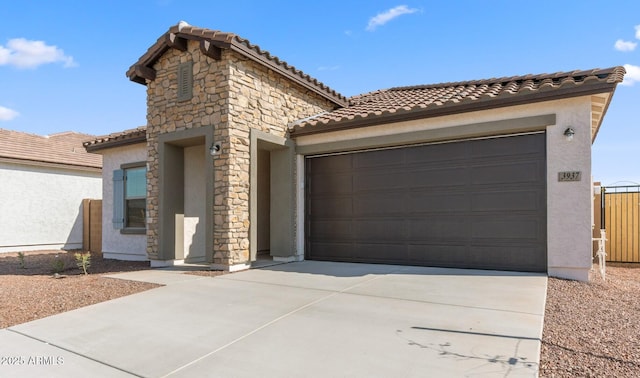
[84,22,625,281]
[84,127,148,261]
[0,129,102,253]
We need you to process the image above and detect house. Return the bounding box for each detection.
[84,22,625,281]
[83,127,148,261]
[0,129,102,253]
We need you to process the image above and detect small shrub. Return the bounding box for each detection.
[17,252,25,269]
[51,255,65,274]
[74,252,91,275]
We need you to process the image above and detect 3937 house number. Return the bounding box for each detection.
[558,171,581,182]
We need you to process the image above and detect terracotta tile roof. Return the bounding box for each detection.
[0,129,102,169]
[127,22,347,107]
[289,67,626,136]
[83,126,147,152]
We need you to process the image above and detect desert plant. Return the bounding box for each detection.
[74,252,91,275]
[51,255,65,274]
[17,252,25,269]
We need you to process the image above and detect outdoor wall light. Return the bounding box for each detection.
[563,127,575,141]
[209,142,221,156]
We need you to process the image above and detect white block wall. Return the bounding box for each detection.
[0,162,102,253]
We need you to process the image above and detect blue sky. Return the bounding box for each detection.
[1,1,639,185]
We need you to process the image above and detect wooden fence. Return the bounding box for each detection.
[82,198,102,253]
[594,186,640,263]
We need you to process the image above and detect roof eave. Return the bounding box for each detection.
[591,88,617,143]
[0,156,102,172]
[84,135,147,153]
[290,81,619,137]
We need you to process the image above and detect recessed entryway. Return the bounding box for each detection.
[250,129,297,265]
[157,127,214,264]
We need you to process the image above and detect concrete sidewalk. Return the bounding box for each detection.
[1,262,547,377]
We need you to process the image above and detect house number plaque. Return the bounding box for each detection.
[558,171,581,182]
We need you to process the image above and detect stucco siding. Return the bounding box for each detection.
[546,98,593,281]
[183,144,206,262]
[100,143,147,260]
[0,162,101,253]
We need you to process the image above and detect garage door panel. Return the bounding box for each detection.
[469,245,545,272]
[309,197,352,217]
[353,148,404,168]
[409,167,469,188]
[471,190,542,211]
[354,244,408,261]
[354,219,407,240]
[309,173,353,194]
[471,218,543,240]
[471,134,543,158]
[306,133,547,272]
[471,162,543,185]
[310,220,353,239]
[354,193,405,216]
[405,142,468,164]
[310,153,352,173]
[407,244,469,265]
[406,192,470,213]
[307,243,354,261]
[354,171,408,191]
[408,218,470,240]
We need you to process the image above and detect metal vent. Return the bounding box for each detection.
[177,62,193,102]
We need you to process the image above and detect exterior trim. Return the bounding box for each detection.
[85,136,146,152]
[296,114,556,156]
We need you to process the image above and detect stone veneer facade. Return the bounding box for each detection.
[144,40,335,266]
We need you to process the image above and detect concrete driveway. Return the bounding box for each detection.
[1,261,547,377]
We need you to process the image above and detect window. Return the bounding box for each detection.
[113,163,147,233]
[124,166,146,228]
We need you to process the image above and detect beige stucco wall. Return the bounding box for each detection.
[295,96,596,281]
[0,161,101,253]
[100,143,147,260]
[546,98,593,280]
[144,39,335,266]
[183,144,206,262]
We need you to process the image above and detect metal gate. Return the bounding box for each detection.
[599,185,640,262]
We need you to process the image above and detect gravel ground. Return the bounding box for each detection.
[540,263,640,377]
[0,250,160,329]
[1,250,639,375]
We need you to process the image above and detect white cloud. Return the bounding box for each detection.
[0,106,19,121]
[621,64,640,86]
[0,38,76,69]
[615,39,637,52]
[366,5,419,31]
[636,25,640,40]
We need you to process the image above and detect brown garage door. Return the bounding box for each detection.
[305,133,546,272]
